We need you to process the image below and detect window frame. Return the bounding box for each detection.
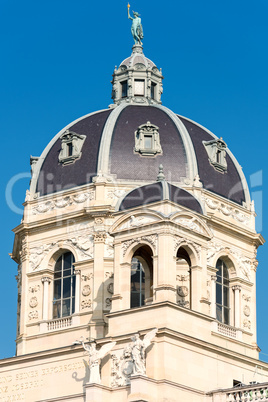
[53,252,76,319]
[216,259,230,325]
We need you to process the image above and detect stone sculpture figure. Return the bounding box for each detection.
[79,337,116,384]
[130,328,157,375]
[127,3,143,45]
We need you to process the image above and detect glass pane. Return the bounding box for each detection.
[223,286,229,307]
[131,292,140,308]
[121,81,127,97]
[72,276,76,296]
[63,277,71,298]
[144,136,152,149]
[62,299,70,317]
[63,269,71,278]
[54,280,61,300]
[223,265,229,279]
[223,276,229,286]
[54,258,62,272]
[71,297,75,314]
[54,270,61,279]
[63,252,72,270]
[216,283,222,304]
[53,300,61,319]
[224,307,229,325]
[216,305,222,322]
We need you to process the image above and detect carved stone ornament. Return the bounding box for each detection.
[230,250,252,281]
[107,189,127,200]
[106,298,112,308]
[28,311,38,320]
[104,234,114,258]
[82,273,93,281]
[122,235,157,257]
[32,191,94,215]
[134,121,162,156]
[93,232,107,243]
[174,238,201,260]
[243,305,251,317]
[243,319,251,330]
[94,217,104,225]
[242,294,251,302]
[176,217,204,234]
[105,272,114,279]
[29,285,40,293]
[107,283,114,294]
[81,299,92,309]
[178,300,190,308]
[111,328,157,387]
[206,242,224,265]
[119,215,158,230]
[204,198,250,226]
[82,285,91,297]
[177,286,189,297]
[29,243,57,271]
[65,235,93,260]
[29,297,38,308]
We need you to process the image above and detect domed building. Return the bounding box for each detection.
[2,22,268,402]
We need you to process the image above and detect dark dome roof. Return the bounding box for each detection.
[32,104,249,206]
[118,181,203,214]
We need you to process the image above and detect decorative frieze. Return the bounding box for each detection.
[207,242,224,265]
[28,311,38,320]
[30,243,57,271]
[205,197,250,226]
[65,235,93,260]
[104,235,114,258]
[82,273,93,281]
[32,191,94,215]
[29,285,40,293]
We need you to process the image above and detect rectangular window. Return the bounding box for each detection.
[151,82,156,99]
[134,80,145,96]
[144,135,152,149]
[121,81,128,98]
[67,143,73,157]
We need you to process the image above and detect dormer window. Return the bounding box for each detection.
[203,137,227,173]
[121,81,128,98]
[134,79,145,96]
[134,121,162,156]
[59,130,86,165]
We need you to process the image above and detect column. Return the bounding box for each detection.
[190,265,202,312]
[232,285,241,328]
[211,275,217,319]
[155,233,176,303]
[41,277,51,321]
[74,269,81,314]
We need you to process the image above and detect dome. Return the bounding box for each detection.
[30,45,250,208]
[120,44,156,68]
[118,181,203,214]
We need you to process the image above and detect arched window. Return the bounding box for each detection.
[176,247,191,308]
[131,246,153,308]
[216,259,230,324]
[53,252,76,319]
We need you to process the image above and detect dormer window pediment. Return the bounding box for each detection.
[203,137,227,173]
[59,130,86,165]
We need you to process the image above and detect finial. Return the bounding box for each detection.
[157,164,165,181]
[127,3,143,45]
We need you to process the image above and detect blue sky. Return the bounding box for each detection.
[0,0,268,361]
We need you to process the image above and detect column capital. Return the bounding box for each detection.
[93,232,107,243]
[74,269,81,276]
[211,275,217,282]
[232,285,241,291]
[41,277,51,284]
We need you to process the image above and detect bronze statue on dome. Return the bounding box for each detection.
[127,3,143,45]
